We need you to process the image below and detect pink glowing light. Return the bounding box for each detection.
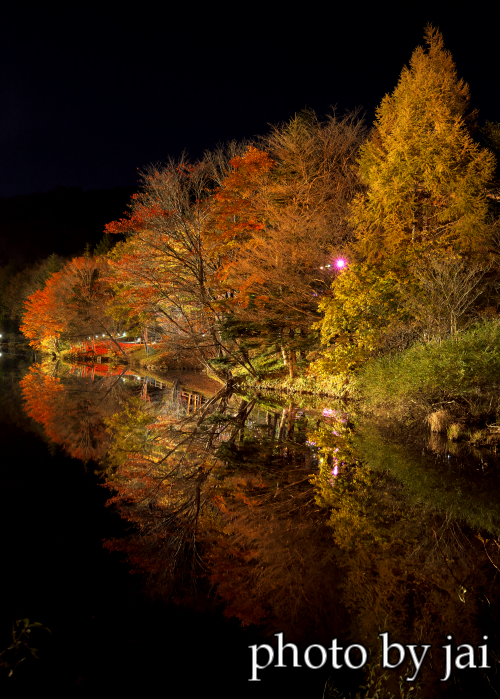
[332,465,339,477]
[335,258,346,269]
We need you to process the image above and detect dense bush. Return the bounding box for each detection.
[357,320,500,414]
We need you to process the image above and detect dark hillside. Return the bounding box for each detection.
[0,187,134,266]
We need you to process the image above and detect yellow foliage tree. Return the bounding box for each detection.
[350,25,496,260]
[314,26,497,383]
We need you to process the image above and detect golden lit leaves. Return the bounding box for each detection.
[312,263,407,379]
[350,25,496,260]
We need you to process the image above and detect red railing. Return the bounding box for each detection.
[71,341,145,355]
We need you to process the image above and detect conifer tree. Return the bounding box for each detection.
[350,25,496,261]
[314,27,498,382]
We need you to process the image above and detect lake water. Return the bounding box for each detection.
[2,354,500,698]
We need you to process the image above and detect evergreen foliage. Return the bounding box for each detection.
[350,25,496,260]
[313,26,499,390]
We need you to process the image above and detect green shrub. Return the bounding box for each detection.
[357,320,500,414]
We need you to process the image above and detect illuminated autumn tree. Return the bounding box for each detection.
[20,269,68,352]
[206,145,275,264]
[105,117,363,381]
[59,255,127,356]
[314,27,498,382]
[211,112,364,377]
[1,253,64,325]
[20,255,127,357]
[350,25,496,260]
[105,155,264,378]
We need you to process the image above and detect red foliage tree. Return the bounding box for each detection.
[20,270,67,351]
[20,255,126,357]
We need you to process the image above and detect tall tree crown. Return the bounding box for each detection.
[350,25,496,259]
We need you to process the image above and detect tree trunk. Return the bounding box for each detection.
[287,403,295,440]
[272,412,279,441]
[288,328,296,379]
[278,408,287,442]
[279,328,288,367]
[298,326,307,361]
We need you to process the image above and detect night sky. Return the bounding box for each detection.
[2,5,499,200]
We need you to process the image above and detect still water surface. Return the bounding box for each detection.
[2,354,500,697]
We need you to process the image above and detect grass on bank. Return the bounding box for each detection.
[356,320,500,419]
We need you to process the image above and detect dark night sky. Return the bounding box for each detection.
[1,4,499,199]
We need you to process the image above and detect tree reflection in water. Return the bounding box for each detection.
[103,381,345,645]
[20,362,129,462]
[20,362,500,697]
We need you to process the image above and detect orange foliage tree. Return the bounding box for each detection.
[105,156,263,378]
[20,255,127,357]
[102,115,363,380]
[206,146,274,265]
[20,270,67,351]
[209,112,365,377]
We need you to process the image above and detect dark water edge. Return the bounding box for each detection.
[7,353,500,697]
[0,354,353,697]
